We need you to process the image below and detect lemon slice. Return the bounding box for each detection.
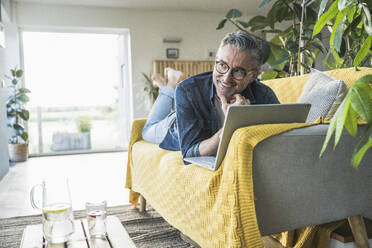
[43,203,69,214]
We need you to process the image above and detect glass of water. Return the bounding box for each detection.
[85,200,107,237]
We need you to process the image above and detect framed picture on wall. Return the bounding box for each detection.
[166,48,179,59]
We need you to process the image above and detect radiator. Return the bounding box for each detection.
[153,60,215,78]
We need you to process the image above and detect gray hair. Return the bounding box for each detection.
[219,31,264,68]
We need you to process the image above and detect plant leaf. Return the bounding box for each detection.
[13,123,24,132]
[15,69,23,78]
[344,105,358,136]
[17,94,30,103]
[260,70,278,80]
[237,20,249,28]
[318,0,329,18]
[248,16,268,31]
[259,0,273,8]
[330,11,346,47]
[349,86,372,123]
[338,0,354,11]
[353,36,372,67]
[354,74,372,85]
[333,16,346,52]
[21,131,29,142]
[216,18,227,30]
[320,114,338,157]
[335,96,351,147]
[18,88,31,94]
[20,110,30,121]
[313,0,339,37]
[226,9,242,19]
[351,128,372,168]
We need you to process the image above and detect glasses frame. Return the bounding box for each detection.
[215,60,249,81]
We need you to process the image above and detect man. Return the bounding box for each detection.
[142,31,279,161]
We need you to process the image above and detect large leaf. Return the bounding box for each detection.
[332,16,346,52]
[344,14,362,36]
[335,96,351,147]
[19,109,30,121]
[338,0,355,11]
[344,105,358,136]
[362,4,372,35]
[216,18,227,30]
[349,86,372,123]
[17,94,30,103]
[21,131,29,142]
[259,0,273,8]
[15,69,23,78]
[318,0,329,18]
[354,74,372,85]
[226,9,242,19]
[237,20,249,28]
[260,70,278,80]
[330,11,346,49]
[267,44,287,70]
[13,123,24,132]
[271,50,290,66]
[351,128,372,168]
[313,0,339,37]
[248,16,268,31]
[320,113,338,156]
[18,88,31,94]
[353,36,372,66]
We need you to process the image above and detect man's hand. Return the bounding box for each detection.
[219,94,250,115]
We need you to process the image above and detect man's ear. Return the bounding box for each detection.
[252,70,260,80]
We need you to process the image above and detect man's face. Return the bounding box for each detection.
[212,44,258,101]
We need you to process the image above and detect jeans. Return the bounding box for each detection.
[142,86,176,144]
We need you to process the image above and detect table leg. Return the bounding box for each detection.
[348,215,370,248]
[139,195,146,212]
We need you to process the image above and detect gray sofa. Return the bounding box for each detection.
[253,125,372,236]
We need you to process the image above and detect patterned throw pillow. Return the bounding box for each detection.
[298,69,348,122]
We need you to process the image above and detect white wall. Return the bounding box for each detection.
[14,2,237,118]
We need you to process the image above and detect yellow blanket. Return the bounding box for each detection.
[125,120,338,247]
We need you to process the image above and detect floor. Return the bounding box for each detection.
[0,152,129,218]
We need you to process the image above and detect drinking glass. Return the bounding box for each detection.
[85,200,107,237]
[30,178,75,243]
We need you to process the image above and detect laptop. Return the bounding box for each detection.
[184,103,311,170]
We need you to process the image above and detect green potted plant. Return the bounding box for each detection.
[141,72,159,106]
[52,115,92,152]
[6,67,31,162]
[316,0,372,168]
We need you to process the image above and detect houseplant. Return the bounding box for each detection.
[217,1,326,79]
[52,115,92,152]
[317,0,372,168]
[6,67,31,162]
[141,72,159,106]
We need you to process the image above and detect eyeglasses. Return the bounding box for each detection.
[215,60,250,80]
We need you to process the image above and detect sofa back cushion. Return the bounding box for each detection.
[263,67,372,104]
[297,69,347,122]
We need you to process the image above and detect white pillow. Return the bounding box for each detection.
[298,69,347,122]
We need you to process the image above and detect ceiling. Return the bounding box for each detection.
[14,0,268,15]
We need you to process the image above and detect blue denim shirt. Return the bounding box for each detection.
[159,71,280,158]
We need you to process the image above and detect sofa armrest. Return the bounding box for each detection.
[252,124,372,235]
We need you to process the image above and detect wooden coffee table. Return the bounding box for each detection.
[20,216,136,248]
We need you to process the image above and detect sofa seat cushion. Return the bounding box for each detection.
[298,69,347,122]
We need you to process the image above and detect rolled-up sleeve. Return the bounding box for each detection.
[175,84,203,158]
